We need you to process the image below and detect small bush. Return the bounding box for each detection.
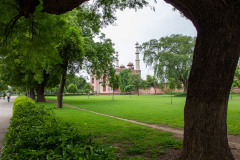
[1,96,115,160]
[12,96,36,117]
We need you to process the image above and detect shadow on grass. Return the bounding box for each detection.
[173,93,187,97]
[166,93,187,97]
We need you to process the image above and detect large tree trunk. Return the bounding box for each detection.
[36,70,49,102]
[181,31,239,160]
[57,64,68,109]
[183,81,188,94]
[163,1,240,159]
[181,22,239,160]
[36,83,46,102]
[30,88,35,100]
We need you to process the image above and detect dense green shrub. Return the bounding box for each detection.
[1,96,115,160]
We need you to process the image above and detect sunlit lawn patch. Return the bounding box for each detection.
[46,94,240,134]
[40,102,182,159]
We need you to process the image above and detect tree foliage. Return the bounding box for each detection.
[108,73,120,100]
[84,83,93,99]
[140,34,195,93]
[119,69,132,92]
[145,75,158,94]
[67,83,78,93]
[0,0,149,44]
[3,0,237,159]
[124,85,135,95]
[0,1,69,100]
[168,77,176,104]
[65,75,87,91]
[130,73,142,96]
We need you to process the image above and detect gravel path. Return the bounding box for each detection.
[0,96,15,156]
[51,101,240,160]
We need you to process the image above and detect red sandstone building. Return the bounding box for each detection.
[90,43,141,95]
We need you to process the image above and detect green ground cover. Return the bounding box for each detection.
[2,97,116,160]
[46,94,240,134]
[41,103,182,159]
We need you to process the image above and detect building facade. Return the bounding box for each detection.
[90,43,141,95]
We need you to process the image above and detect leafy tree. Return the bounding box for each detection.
[0,78,8,91]
[56,27,85,108]
[0,0,148,31]
[65,75,87,91]
[159,82,166,90]
[168,78,176,104]
[67,83,78,94]
[0,2,69,102]
[84,83,93,99]
[3,0,240,159]
[141,34,195,93]
[140,79,147,94]
[130,73,142,96]
[0,51,60,101]
[119,69,132,93]
[176,82,183,90]
[124,85,135,98]
[49,86,66,95]
[145,75,159,95]
[108,73,119,100]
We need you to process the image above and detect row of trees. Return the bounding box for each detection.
[0,2,116,108]
[44,75,93,95]
[1,0,240,159]
[109,68,183,98]
[118,69,160,96]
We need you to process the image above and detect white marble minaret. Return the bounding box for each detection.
[135,42,140,70]
[115,52,119,69]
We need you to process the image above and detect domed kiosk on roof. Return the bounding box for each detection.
[120,65,126,69]
[127,62,134,66]
[127,62,134,69]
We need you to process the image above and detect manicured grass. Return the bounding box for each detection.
[46,94,240,134]
[227,94,240,134]
[40,103,182,159]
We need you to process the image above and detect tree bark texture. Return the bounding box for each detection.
[57,64,68,109]
[36,70,49,102]
[30,88,35,100]
[42,0,87,14]
[164,0,240,159]
[183,81,188,94]
[36,83,46,102]
[19,0,88,16]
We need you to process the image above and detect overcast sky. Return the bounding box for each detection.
[88,1,197,80]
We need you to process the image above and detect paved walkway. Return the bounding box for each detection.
[0,96,16,155]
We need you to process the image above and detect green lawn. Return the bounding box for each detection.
[40,103,182,159]
[46,94,240,134]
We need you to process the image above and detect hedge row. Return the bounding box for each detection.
[1,96,115,160]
